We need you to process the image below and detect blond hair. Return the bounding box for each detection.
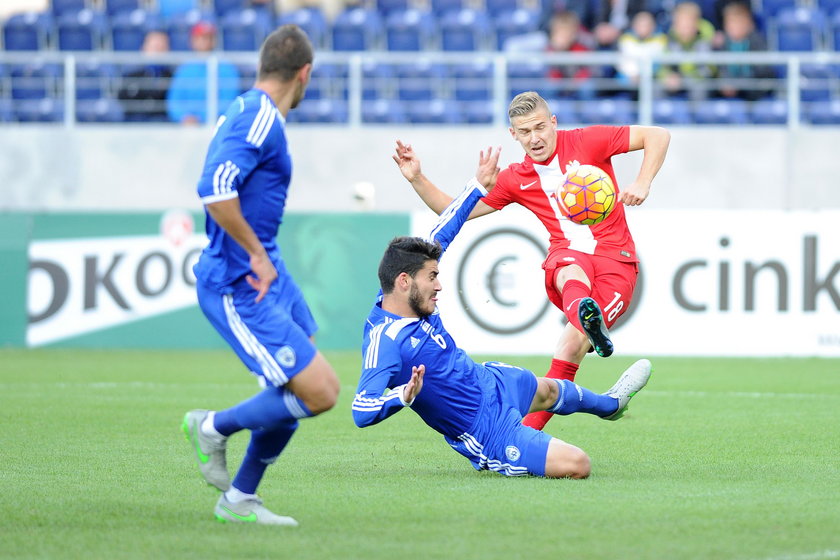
[508,91,551,123]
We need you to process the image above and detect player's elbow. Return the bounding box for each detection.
[351,407,376,428]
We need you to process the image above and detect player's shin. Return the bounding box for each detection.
[522,360,579,430]
[548,379,618,417]
[230,421,298,495]
[214,386,314,435]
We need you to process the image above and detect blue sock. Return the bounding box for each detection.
[231,421,298,495]
[213,386,313,436]
[549,379,619,418]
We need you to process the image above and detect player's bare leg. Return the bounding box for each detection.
[285,351,340,414]
[544,438,590,479]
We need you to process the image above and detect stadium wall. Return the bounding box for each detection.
[1,125,839,212]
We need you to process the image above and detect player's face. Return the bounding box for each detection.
[509,109,558,163]
[408,260,441,317]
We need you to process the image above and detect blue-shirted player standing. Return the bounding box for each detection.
[353,148,651,478]
[182,25,340,525]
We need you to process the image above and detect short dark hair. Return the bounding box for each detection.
[258,24,313,82]
[378,237,442,294]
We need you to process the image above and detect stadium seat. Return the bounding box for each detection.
[431,0,468,16]
[800,63,832,101]
[308,63,347,101]
[652,98,692,124]
[361,61,395,100]
[51,0,88,16]
[485,0,521,16]
[817,0,840,15]
[805,99,840,123]
[277,8,328,50]
[332,8,384,51]
[110,9,160,51]
[385,8,437,51]
[288,98,348,123]
[692,98,749,124]
[14,97,64,122]
[750,98,788,124]
[830,10,840,50]
[406,99,460,123]
[451,59,493,101]
[362,98,409,123]
[2,12,55,51]
[578,97,636,124]
[75,60,117,99]
[507,60,550,99]
[9,62,62,100]
[56,9,108,51]
[439,8,493,51]
[769,7,825,51]
[76,97,125,122]
[0,98,15,123]
[220,9,273,51]
[104,0,141,15]
[460,99,495,124]
[376,0,410,16]
[158,0,199,18]
[211,0,247,16]
[395,60,447,101]
[494,8,540,50]
[166,9,215,51]
[547,97,580,124]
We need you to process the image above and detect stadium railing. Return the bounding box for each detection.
[1,50,839,127]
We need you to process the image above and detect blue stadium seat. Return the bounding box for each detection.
[332,8,384,51]
[406,99,460,123]
[56,9,107,50]
[692,98,749,124]
[830,10,840,49]
[769,7,824,51]
[288,98,348,123]
[3,12,55,51]
[166,9,215,51]
[111,9,160,51]
[750,98,788,124]
[9,62,62,100]
[308,63,347,101]
[220,9,273,51]
[800,63,832,101]
[236,63,257,95]
[460,99,494,123]
[494,8,539,49]
[431,0,468,16]
[104,0,141,15]
[51,0,87,16]
[14,97,64,122]
[277,8,328,50]
[817,0,840,15]
[361,61,395,100]
[362,98,409,123]
[578,97,636,124]
[76,97,125,122]
[0,98,15,122]
[451,59,493,101]
[507,60,550,99]
[385,9,437,51]
[376,0,410,16]
[547,98,580,124]
[75,60,117,99]
[395,60,447,101]
[158,0,199,18]
[486,0,521,16]
[211,0,248,16]
[439,8,492,51]
[760,0,797,18]
[652,98,692,124]
[805,99,840,123]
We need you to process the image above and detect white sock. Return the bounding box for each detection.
[225,486,257,503]
[201,411,225,440]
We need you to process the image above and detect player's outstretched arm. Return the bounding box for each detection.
[620,125,671,206]
[205,198,277,302]
[393,140,497,219]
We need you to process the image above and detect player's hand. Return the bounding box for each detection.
[475,146,501,190]
[392,139,422,183]
[403,364,425,404]
[619,180,651,206]
[246,252,278,303]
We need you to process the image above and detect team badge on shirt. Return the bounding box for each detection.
[505,445,521,462]
[275,345,296,368]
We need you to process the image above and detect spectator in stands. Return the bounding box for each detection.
[545,11,598,99]
[166,21,241,125]
[117,30,174,122]
[592,0,650,51]
[617,11,667,85]
[658,1,716,100]
[714,1,774,101]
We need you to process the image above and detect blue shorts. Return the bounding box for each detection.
[445,362,552,477]
[196,267,318,387]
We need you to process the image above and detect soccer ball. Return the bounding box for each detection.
[556,164,616,225]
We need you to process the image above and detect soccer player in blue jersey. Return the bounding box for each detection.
[353,148,652,478]
[181,24,340,525]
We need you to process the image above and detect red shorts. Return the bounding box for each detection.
[542,248,638,328]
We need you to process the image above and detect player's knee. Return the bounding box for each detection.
[304,372,340,414]
[567,449,591,479]
[545,444,591,479]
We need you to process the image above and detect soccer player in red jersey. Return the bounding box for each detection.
[392,90,670,431]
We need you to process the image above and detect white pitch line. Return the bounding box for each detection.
[758,550,840,560]
[644,390,839,400]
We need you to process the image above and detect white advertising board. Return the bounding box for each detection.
[412,207,840,357]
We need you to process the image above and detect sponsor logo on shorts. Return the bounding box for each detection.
[505,445,521,462]
[275,345,296,368]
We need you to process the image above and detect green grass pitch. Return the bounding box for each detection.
[2,349,839,560]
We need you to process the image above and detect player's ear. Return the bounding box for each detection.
[508,126,515,139]
[298,63,312,85]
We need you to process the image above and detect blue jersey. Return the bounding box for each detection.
[193,89,291,291]
[352,180,492,439]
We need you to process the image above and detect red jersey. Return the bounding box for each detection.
[481,126,638,263]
